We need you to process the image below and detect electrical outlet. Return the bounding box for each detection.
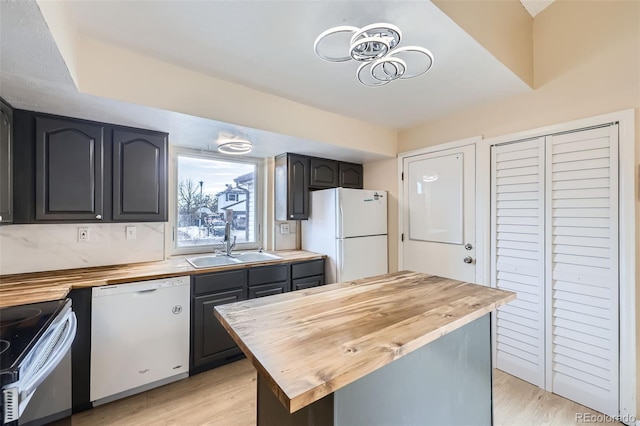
[126,226,137,240]
[78,227,89,242]
[280,223,290,234]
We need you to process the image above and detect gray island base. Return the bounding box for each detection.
[257,314,492,426]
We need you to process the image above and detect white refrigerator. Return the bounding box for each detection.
[302,188,388,284]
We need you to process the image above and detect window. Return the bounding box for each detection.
[174,151,260,253]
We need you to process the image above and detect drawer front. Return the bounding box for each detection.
[293,275,324,291]
[248,282,289,299]
[291,259,324,279]
[248,264,289,286]
[194,270,246,295]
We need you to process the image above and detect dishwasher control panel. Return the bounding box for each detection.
[92,276,190,297]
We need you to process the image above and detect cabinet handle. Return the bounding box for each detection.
[96,214,102,220]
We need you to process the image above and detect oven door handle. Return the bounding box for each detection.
[18,311,77,408]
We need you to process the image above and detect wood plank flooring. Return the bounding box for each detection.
[68,360,620,425]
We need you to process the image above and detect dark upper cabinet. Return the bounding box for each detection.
[35,116,105,221]
[338,162,364,189]
[275,153,309,220]
[112,129,167,221]
[309,158,338,189]
[12,110,168,223]
[0,99,13,224]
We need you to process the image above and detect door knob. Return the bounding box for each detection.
[463,256,473,264]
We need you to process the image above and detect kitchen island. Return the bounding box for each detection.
[215,271,516,426]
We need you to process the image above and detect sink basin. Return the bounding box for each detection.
[186,255,242,269]
[186,251,283,269]
[233,251,283,263]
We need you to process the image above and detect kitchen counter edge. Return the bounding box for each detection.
[0,250,325,308]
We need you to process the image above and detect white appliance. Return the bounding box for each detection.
[302,188,388,284]
[90,276,190,406]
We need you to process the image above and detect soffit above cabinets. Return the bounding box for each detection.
[520,0,556,17]
[1,1,533,159]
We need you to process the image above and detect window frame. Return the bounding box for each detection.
[171,147,262,255]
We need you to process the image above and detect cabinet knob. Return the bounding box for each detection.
[96,214,102,220]
[0,215,3,221]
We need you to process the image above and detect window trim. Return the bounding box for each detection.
[171,147,262,255]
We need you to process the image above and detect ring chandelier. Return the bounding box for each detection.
[313,23,434,87]
[217,139,253,155]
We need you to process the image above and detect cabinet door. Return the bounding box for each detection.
[0,100,13,223]
[288,154,309,220]
[309,158,338,189]
[35,117,104,221]
[192,288,244,369]
[293,275,324,291]
[112,129,167,221]
[248,282,288,299]
[339,162,363,189]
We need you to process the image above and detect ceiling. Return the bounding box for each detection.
[520,0,555,17]
[0,1,533,160]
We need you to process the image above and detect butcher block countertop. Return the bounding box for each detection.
[215,271,516,414]
[0,250,324,308]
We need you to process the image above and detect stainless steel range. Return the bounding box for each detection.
[0,299,76,426]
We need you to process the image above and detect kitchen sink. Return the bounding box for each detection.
[186,255,242,268]
[233,251,283,263]
[186,251,283,269]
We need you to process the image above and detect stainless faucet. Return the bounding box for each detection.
[224,221,236,256]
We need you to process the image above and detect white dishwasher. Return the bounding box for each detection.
[90,276,190,406]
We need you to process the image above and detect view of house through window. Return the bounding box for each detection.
[176,154,258,249]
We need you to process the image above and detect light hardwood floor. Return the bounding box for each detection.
[69,359,620,425]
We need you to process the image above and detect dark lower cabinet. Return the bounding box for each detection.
[190,259,324,376]
[192,289,244,370]
[249,282,288,298]
[191,270,246,374]
[293,275,325,291]
[0,99,13,224]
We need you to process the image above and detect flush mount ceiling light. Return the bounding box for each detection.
[314,23,434,87]
[217,139,253,155]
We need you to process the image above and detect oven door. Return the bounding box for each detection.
[2,303,77,424]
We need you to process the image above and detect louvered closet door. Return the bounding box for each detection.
[491,138,546,388]
[546,125,618,416]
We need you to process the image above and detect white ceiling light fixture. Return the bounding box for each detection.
[217,138,253,155]
[314,23,434,87]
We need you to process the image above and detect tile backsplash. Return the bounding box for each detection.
[0,223,165,275]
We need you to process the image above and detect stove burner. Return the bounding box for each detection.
[0,340,8,355]
[0,308,43,328]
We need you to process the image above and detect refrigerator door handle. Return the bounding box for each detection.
[338,203,344,239]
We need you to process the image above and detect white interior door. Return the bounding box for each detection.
[491,138,546,388]
[402,144,476,282]
[489,125,620,417]
[546,125,619,417]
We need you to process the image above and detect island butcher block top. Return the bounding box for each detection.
[215,270,516,413]
[0,250,324,308]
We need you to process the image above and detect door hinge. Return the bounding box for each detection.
[401,172,404,181]
[172,226,175,242]
[401,233,404,242]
